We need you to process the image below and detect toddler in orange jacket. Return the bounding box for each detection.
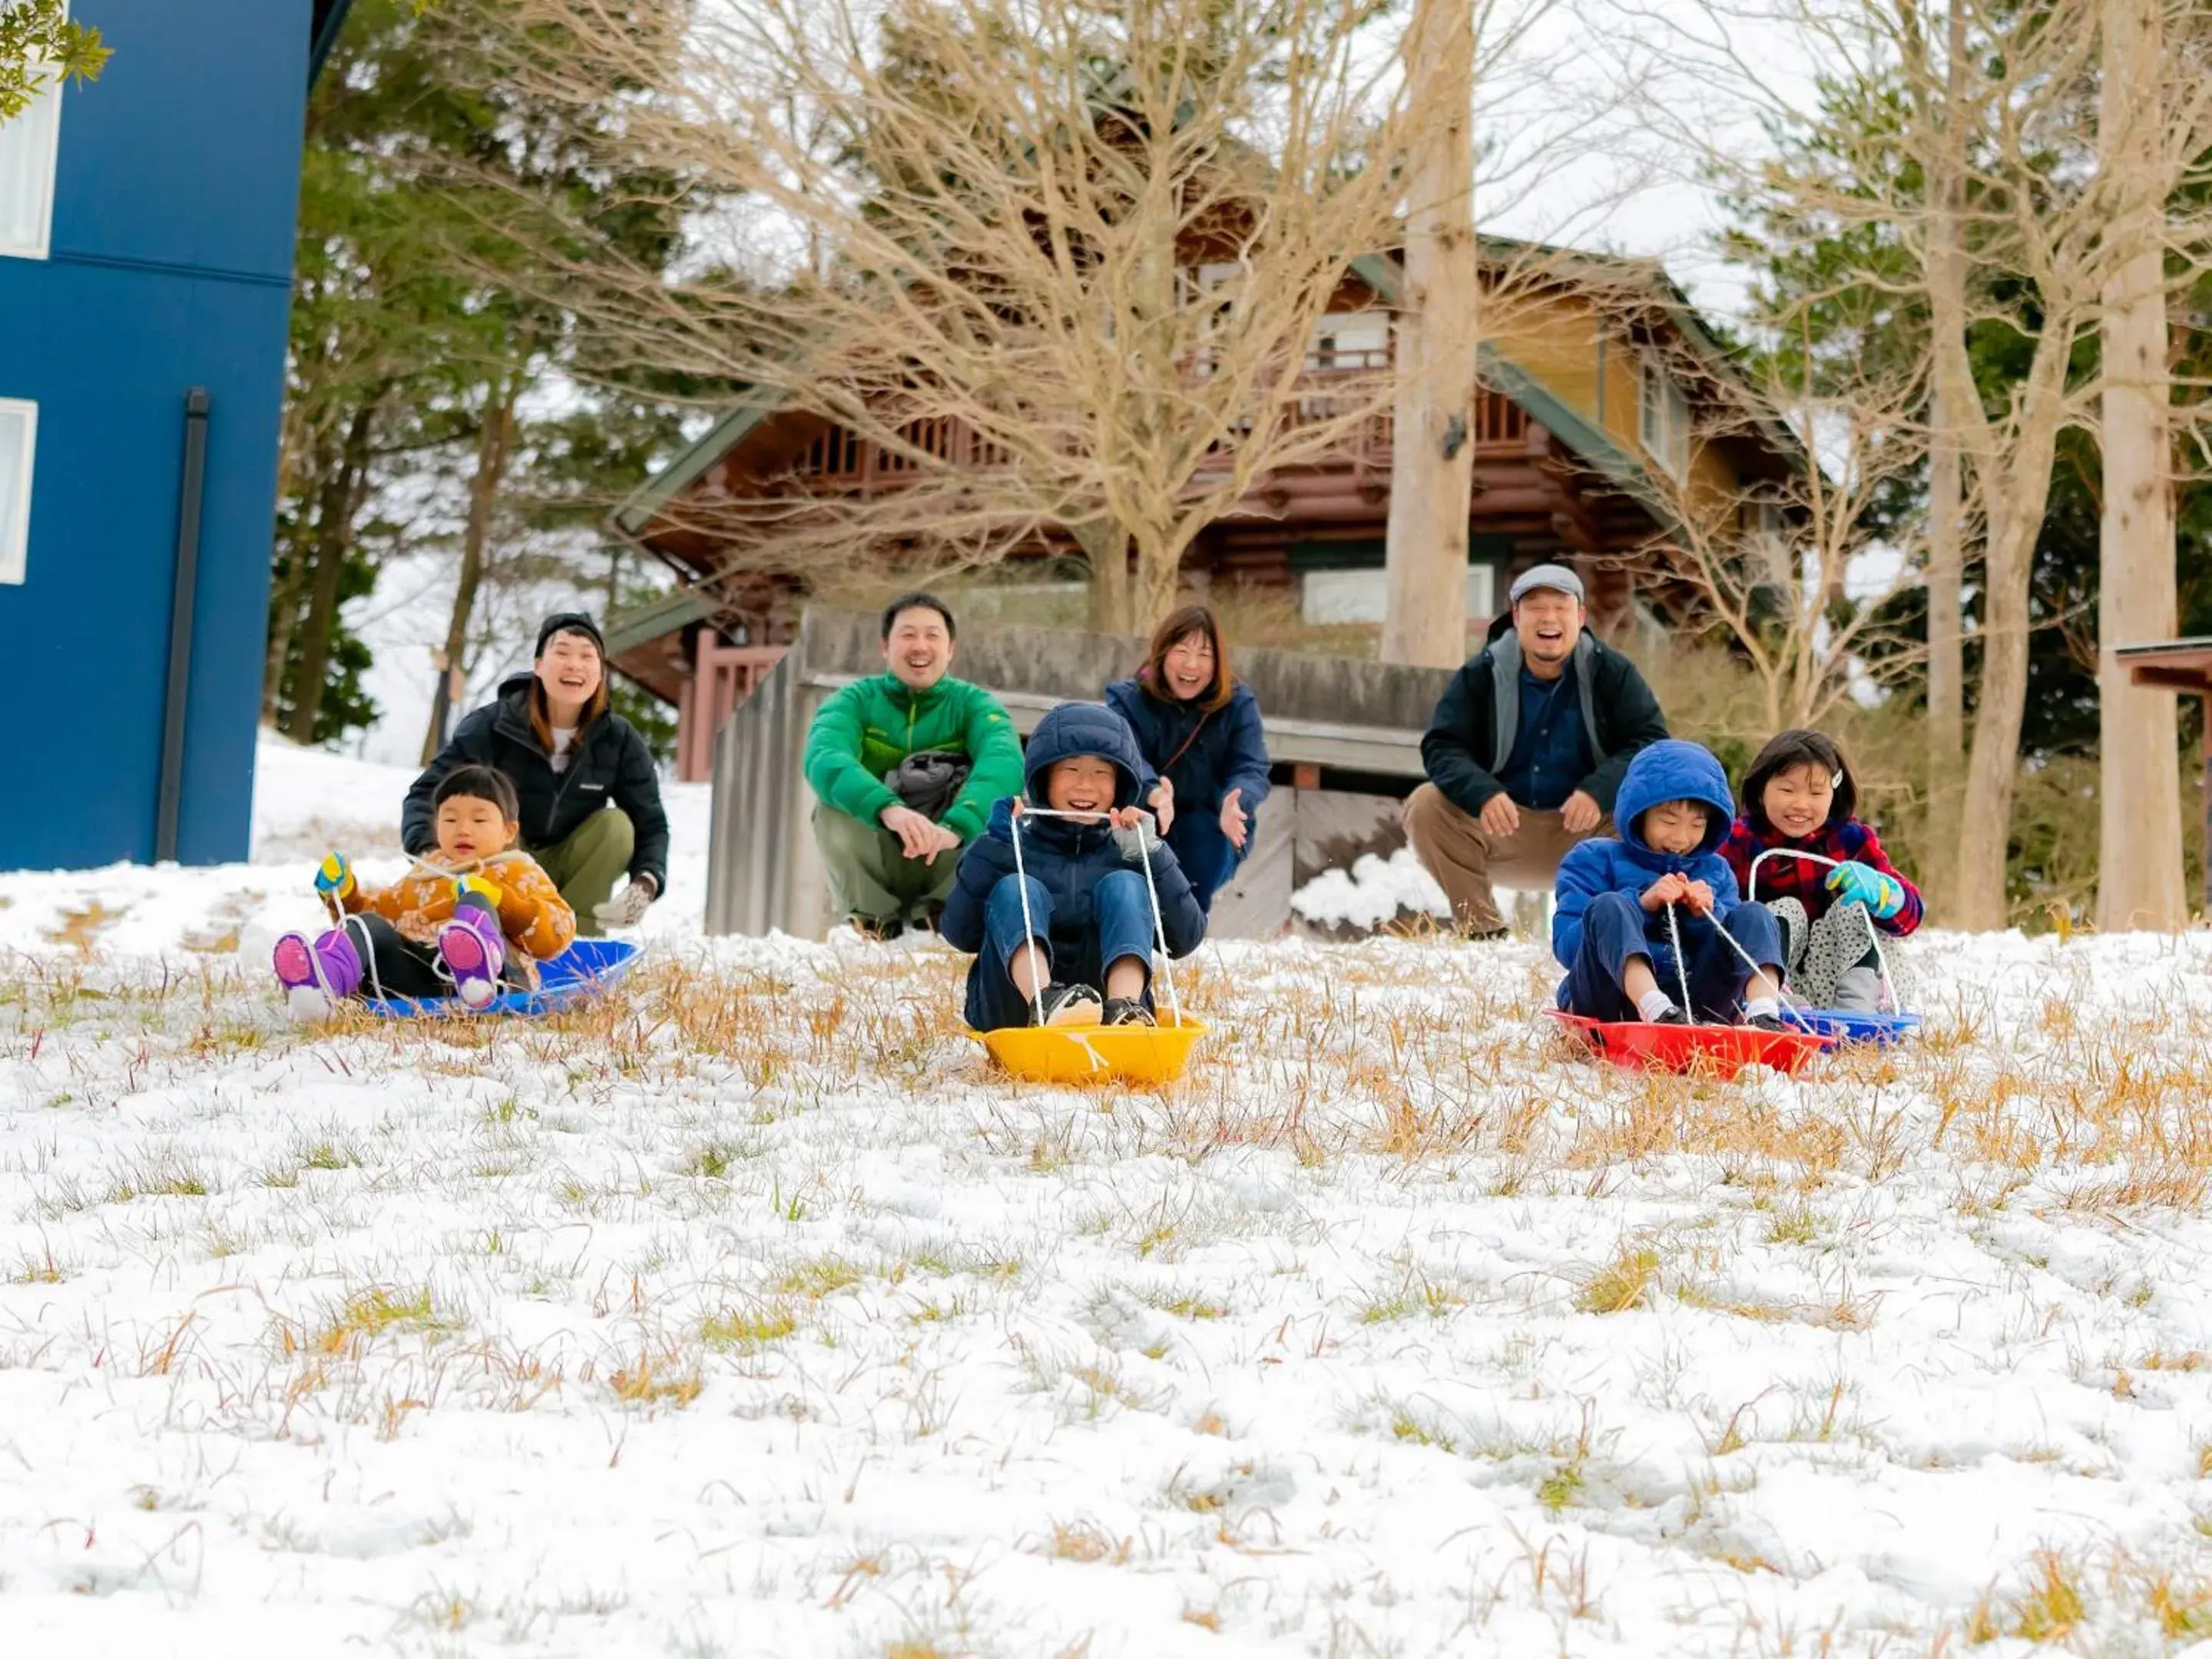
[273,766,576,1019]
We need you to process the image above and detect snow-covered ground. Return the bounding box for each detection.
[5,744,2212,1657]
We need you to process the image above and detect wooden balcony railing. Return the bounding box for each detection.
[782,377,1531,495]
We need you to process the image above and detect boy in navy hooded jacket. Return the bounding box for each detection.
[1552,739,1789,1028]
[940,702,1207,1031]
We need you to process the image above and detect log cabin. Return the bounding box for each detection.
[604,241,1805,779]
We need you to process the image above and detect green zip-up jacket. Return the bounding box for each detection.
[803,672,1025,842]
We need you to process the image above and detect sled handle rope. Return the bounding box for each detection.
[1008,807,1183,1029]
[1746,846,1899,1010]
[1667,899,1809,1022]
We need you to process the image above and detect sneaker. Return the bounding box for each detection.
[1031,983,1102,1027]
[851,915,904,942]
[273,928,361,1023]
[1101,997,1154,1028]
[437,907,507,1010]
[1647,1005,1689,1026]
[1744,1013,1790,1033]
[1462,927,1512,943]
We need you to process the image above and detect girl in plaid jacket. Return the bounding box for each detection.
[1718,730,1922,1012]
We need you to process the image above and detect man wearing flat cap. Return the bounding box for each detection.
[1405,564,1669,937]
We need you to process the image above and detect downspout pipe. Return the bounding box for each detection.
[156,389,210,864]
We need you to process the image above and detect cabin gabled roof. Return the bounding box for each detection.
[611,243,1796,548]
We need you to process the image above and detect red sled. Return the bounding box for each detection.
[1548,1011,1834,1078]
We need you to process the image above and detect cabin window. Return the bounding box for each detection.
[0,399,35,584]
[1307,311,1390,372]
[1638,359,1690,483]
[1301,561,1494,626]
[0,29,64,260]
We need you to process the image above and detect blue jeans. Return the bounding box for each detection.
[1166,810,1251,914]
[973,869,1155,1029]
[1558,890,1783,1023]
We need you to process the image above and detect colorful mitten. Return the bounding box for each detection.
[454,872,504,912]
[314,853,356,903]
[437,904,506,1010]
[1825,860,1904,919]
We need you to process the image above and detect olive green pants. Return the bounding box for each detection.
[812,804,961,927]
[531,808,634,938]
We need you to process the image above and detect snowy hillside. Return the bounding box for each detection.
[2,743,2210,1657]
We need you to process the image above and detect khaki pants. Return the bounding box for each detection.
[531,808,634,939]
[812,803,962,927]
[1402,783,1601,935]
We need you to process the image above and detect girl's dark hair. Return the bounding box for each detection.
[1740,729,1856,832]
[432,765,521,822]
[1138,603,1233,712]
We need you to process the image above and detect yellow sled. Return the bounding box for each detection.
[978,806,1208,1085]
[978,1013,1209,1084]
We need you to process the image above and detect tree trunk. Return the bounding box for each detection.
[1075,519,1133,636]
[286,402,378,745]
[1379,0,1477,668]
[1955,520,2036,926]
[2094,0,2186,931]
[262,547,311,725]
[1922,0,1968,916]
[1133,522,1187,633]
[422,385,518,763]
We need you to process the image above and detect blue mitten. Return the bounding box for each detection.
[1826,860,1903,919]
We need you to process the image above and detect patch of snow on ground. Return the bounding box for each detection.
[5,743,2212,1657]
[1293,845,1451,929]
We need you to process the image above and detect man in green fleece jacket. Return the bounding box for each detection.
[803,592,1025,937]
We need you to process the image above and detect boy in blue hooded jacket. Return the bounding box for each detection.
[1552,739,1789,1028]
[940,702,1208,1031]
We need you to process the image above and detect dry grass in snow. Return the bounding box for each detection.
[4,919,2212,1657]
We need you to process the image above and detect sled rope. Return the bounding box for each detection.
[1008,807,1181,1028]
[1747,846,1899,1011]
[1668,898,1806,1022]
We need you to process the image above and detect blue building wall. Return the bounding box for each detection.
[0,0,312,869]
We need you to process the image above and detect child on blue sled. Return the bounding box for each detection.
[1553,740,1788,1028]
[1720,729,1921,1012]
[939,702,1206,1030]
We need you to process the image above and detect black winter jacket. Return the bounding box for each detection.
[1420,615,1668,817]
[403,674,671,891]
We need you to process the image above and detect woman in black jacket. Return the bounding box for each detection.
[403,613,669,935]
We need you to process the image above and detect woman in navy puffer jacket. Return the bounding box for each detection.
[1104,604,1272,913]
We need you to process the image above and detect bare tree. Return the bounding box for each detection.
[1380,0,1479,669]
[1616,0,2212,927]
[492,0,1473,634]
[2094,0,2188,930]
[1625,313,1930,737]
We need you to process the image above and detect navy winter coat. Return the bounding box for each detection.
[1103,674,1272,821]
[404,674,671,892]
[939,702,1207,1027]
[1551,739,1742,971]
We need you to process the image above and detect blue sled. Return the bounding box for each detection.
[1780,1007,1921,1045]
[364,939,641,1020]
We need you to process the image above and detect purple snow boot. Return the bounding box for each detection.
[272,927,363,1023]
[437,901,506,1010]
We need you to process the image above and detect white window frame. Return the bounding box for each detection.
[0,7,65,261]
[1639,358,1691,484]
[0,398,36,586]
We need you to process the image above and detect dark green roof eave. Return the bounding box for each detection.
[609,393,786,538]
